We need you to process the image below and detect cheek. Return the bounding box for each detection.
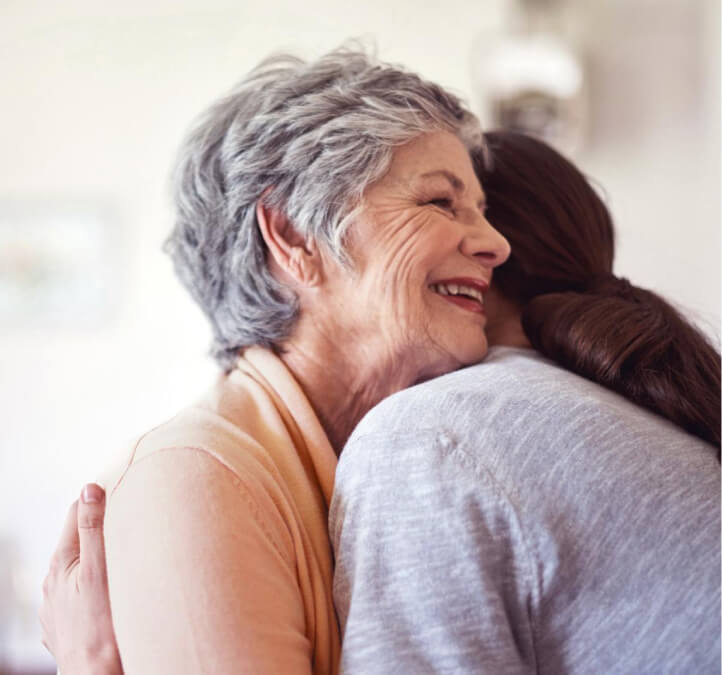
[388,215,452,281]
[358,214,432,289]
[356,211,456,340]
[364,263,434,351]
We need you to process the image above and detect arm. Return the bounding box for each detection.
[331,430,537,674]
[105,446,312,674]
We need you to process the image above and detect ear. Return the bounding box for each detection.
[256,201,323,287]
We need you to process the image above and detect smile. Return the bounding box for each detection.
[430,279,486,314]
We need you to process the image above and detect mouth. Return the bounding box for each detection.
[429,277,488,314]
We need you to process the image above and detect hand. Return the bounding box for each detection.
[40,484,124,675]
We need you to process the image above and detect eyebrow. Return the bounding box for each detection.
[420,170,487,209]
[420,170,466,192]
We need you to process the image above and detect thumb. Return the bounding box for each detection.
[77,483,108,585]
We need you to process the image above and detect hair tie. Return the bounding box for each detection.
[584,275,635,299]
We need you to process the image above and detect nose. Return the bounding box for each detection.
[461,214,511,268]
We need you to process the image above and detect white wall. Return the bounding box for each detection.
[0,0,718,668]
[576,0,720,334]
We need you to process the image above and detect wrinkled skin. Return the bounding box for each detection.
[313,130,508,384]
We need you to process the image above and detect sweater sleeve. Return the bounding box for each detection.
[330,429,538,675]
[105,446,313,674]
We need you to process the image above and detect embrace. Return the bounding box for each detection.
[41,47,720,674]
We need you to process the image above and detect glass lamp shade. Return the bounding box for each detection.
[472,31,587,154]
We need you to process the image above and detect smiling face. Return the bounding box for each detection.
[320,130,511,383]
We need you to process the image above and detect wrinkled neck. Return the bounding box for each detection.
[279,328,429,454]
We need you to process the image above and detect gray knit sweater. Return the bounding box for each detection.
[330,347,720,674]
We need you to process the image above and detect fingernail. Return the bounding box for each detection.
[82,484,104,504]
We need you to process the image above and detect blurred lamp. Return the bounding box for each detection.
[473,0,587,154]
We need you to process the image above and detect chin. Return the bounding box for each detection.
[450,328,489,368]
[457,340,489,367]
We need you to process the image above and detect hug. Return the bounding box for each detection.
[40,47,720,674]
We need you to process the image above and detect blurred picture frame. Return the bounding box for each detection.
[0,199,122,330]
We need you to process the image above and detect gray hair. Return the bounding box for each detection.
[164,46,483,370]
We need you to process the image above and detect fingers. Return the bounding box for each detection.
[77,483,109,586]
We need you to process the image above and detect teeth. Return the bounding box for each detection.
[431,282,484,304]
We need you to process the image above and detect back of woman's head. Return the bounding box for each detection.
[476,130,720,449]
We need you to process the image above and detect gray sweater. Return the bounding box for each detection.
[330,347,720,674]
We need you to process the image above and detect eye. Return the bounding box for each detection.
[426,197,455,212]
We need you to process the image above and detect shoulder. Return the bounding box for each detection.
[346,346,713,461]
[104,373,301,562]
[106,442,298,572]
[340,348,574,477]
[107,369,289,495]
[104,450,310,674]
[338,347,718,527]
[347,347,577,438]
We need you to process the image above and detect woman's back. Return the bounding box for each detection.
[331,346,720,674]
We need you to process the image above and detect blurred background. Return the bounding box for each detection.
[0,0,719,671]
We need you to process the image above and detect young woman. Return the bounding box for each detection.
[332,131,720,674]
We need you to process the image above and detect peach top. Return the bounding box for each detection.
[101,347,340,674]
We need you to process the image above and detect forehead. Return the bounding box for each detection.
[379,130,482,194]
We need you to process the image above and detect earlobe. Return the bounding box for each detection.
[256,200,324,287]
[291,239,324,286]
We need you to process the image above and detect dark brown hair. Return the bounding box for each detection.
[476,130,721,449]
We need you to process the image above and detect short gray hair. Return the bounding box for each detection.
[164,46,483,369]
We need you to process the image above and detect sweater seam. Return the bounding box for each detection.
[345,426,543,670]
[113,444,294,568]
[436,432,542,669]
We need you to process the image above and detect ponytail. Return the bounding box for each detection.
[477,131,721,450]
[522,282,721,447]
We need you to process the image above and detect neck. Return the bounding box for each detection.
[486,315,532,349]
[279,290,530,452]
[279,326,426,455]
[484,290,533,349]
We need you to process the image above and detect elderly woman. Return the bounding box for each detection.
[40,48,509,674]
